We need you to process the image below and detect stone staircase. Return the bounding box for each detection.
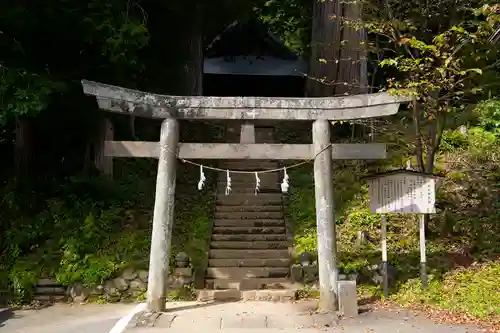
[204,159,293,296]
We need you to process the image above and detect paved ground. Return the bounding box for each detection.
[129,301,484,333]
[0,303,137,333]
[0,301,487,333]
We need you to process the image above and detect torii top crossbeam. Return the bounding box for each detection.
[81,80,410,121]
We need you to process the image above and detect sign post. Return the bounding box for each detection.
[381,214,389,297]
[364,170,438,291]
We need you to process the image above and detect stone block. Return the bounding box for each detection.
[37,278,57,286]
[193,267,205,289]
[303,265,318,283]
[197,289,241,302]
[241,290,256,301]
[290,264,303,282]
[173,267,192,277]
[337,281,358,317]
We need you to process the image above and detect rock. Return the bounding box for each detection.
[104,280,120,296]
[130,279,147,291]
[138,270,149,283]
[113,277,129,292]
[68,283,89,303]
[89,285,104,296]
[122,267,138,281]
[348,273,359,282]
[169,275,192,289]
[361,263,397,285]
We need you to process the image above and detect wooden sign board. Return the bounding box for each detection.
[365,170,437,214]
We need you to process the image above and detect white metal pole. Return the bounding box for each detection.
[381,214,389,297]
[419,214,428,288]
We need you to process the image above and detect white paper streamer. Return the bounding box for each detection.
[197,165,206,190]
[254,172,260,195]
[225,170,231,195]
[281,167,289,193]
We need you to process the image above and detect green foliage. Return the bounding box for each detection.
[0,68,63,125]
[1,174,152,300]
[440,129,468,152]
[296,285,320,299]
[475,98,500,137]
[393,262,500,319]
[167,284,197,301]
[256,0,312,55]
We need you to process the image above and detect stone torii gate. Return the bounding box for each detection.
[81,80,409,313]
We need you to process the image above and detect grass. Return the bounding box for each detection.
[392,261,500,320]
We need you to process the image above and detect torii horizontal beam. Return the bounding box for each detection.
[105,141,387,160]
[82,80,410,121]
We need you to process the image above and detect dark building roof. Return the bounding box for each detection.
[203,19,307,76]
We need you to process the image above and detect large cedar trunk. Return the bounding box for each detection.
[336,1,368,95]
[93,116,114,176]
[180,4,203,96]
[306,0,342,97]
[14,118,35,178]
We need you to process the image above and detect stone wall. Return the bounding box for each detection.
[67,267,193,303]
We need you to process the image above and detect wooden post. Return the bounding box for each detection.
[419,214,428,288]
[381,215,389,298]
[146,118,179,312]
[312,119,338,312]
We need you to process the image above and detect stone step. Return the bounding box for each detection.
[208,258,290,267]
[215,206,283,213]
[213,219,285,227]
[218,184,280,192]
[209,249,289,259]
[35,286,66,295]
[197,289,296,302]
[215,211,283,219]
[210,241,288,250]
[206,267,289,279]
[217,195,283,206]
[212,226,286,234]
[205,278,293,290]
[33,294,66,301]
[212,233,287,241]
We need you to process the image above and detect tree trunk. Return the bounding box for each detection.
[413,101,425,172]
[14,118,34,178]
[180,4,203,96]
[94,117,114,176]
[306,0,342,97]
[336,1,368,95]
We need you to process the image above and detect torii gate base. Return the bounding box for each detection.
[147,118,338,312]
[81,80,409,313]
